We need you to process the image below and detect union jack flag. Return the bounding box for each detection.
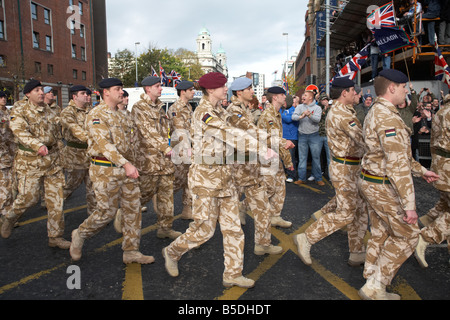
[367,1,396,32]
[170,70,182,85]
[283,75,289,94]
[151,67,158,77]
[334,42,371,81]
[435,45,450,89]
[160,64,169,86]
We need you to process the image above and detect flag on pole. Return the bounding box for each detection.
[283,75,289,94]
[334,42,371,81]
[170,70,182,86]
[367,1,396,31]
[151,66,158,77]
[435,45,450,89]
[159,63,169,86]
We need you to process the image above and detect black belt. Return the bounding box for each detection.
[67,141,88,149]
[435,148,450,158]
[19,144,53,153]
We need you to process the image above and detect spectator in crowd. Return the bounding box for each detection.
[398,0,423,35]
[370,41,391,81]
[355,93,373,126]
[281,95,299,183]
[248,95,261,125]
[431,97,440,114]
[412,103,433,161]
[438,0,450,45]
[317,93,331,179]
[422,0,441,46]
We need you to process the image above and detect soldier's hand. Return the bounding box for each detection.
[285,140,295,150]
[423,171,440,184]
[264,148,278,160]
[166,149,173,158]
[38,145,49,157]
[404,210,418,225]
[287,166,294,171]
[124,162,139,180]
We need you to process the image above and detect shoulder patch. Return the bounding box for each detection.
[172,112,177,117]
[268,120,274,125]
[385,129,396,137]
[202,113,213,124]
[93,119,100,125]
[349,120,356,127]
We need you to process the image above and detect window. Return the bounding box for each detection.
[47,64,54,75]
[69,0,73,8]
[81,47,86,60]
[0,20,4,40]
[44,9,50,24]
[78,2,83,15]
[46,36,52,51]
[80,25,85,38]
[35,61,42,73]
[72,44,76,58]
[82,71,86,80]
[31,3,38,20]
[33,32,40,48]
[0,55,6,67]
[71,20,75,35]
[73,69,78,79]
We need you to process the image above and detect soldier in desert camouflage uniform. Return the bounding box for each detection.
[129,76,181,240]
[60,85,95,215]
[1,80,69,249]
[0,91,15,227]
[167,81,195,220]
[294,77,368,268]
[257,87,295,229]
[162,72,276,288]
[228,77,281,255]
[70,78,153,265]
[415,94,450,268]
[357,70,439,300]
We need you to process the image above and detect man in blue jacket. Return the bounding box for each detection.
[281,95,299,182]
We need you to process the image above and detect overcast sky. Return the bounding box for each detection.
[105,0,307,86]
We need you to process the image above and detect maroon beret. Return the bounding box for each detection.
[198,72,228,89]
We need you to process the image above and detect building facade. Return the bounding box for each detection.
[0,0,108,105]
[196,27,228,78]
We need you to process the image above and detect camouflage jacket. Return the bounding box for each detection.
[430,100,450,192]
[168,98,193,162]
[9,99,62,175]
[86,101,135,167]
[257,103,293,169]
[326,101,365,159]
[0,107,15,169]
[131,94,174,175]
[361,97,427,211]
[60,100,92,169]
[227,95,263,186]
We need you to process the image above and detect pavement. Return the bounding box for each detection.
[0,175,448,306]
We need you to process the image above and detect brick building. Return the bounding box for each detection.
[0,0,108,106]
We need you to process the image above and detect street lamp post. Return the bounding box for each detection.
[282,33,289,76]
[135,42,140,87]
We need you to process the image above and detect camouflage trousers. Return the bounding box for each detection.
[64,169,96,215]
[173,164,192,209]
[7,169,65,238]
[421,191,450,245]
[359,179,420,286]
[306,162,368,253]
[240,182,272,246]
[78,165,142,251]
[166,190,244,279]
[262,167,286,219]
[139,173,174,230]
[321,195,337,214]
[0,168,14,217]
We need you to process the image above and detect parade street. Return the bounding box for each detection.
[0,176,448,303]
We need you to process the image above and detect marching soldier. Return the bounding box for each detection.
[415,94,450,268]
[167,81,195,220]
[162,72,275,288]
[128,76,181,239]
[294,77,368,268]
[60,85,95,215]
[227,77,281,255]
[357,70,439,300]
[70,78,154,264]
[0,91,15,227]
[1,80,69,249]
[257,87,295,228]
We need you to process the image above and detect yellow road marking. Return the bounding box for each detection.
[18,205,88,226]
[122,264,144,300]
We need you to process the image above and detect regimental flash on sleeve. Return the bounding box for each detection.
[385,129,397,137]
[93,119,100,125]
[202,113,213,124]
[349,120,356,127]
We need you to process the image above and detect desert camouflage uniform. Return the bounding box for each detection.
[257,103,293,221]
[6,99,65,239]
[60,100,95,215]
[166,97,261,279]
[359,97,428,286]
[227,95,272,246]
[420,101,450,245]
[131,94,175,232]
[76,101,142,252]
[167,98,193,214]
[306,101,368,254]
[0,107,15,219]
